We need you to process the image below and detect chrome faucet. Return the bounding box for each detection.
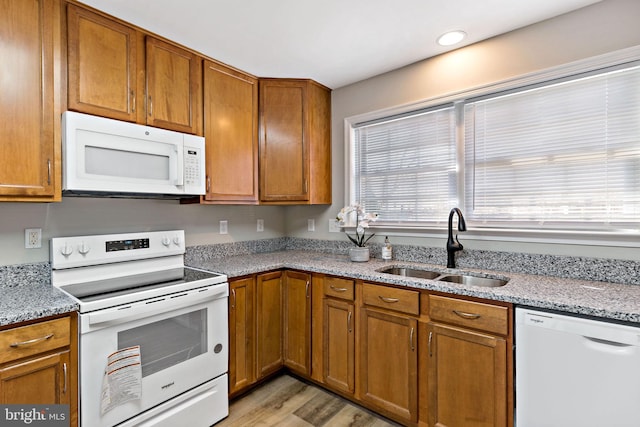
[446,208,467,269]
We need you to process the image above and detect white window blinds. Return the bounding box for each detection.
[353,106,456,224]
[464,63,640,229]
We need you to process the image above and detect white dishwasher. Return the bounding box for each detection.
[515,307,640,427]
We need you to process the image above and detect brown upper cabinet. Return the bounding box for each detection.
[0,0,61,201]
[202,61,259,204]
[66,4,203,135]
[259,79,331,204]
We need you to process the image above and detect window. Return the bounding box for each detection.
[465,63,640,230]
[347,54,640,240]
[352,106,457,225]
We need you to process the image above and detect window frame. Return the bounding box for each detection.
[344,46,640,247]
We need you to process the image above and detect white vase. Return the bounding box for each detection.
[349,247,370,262]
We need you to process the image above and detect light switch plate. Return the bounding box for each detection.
[219,220,228,234]
[257,219,264,232]
[307,219,315,232]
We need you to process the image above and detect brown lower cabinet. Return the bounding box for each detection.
[425,323,507,427]
[322,276,356,395]
[256,271,284,379]
[283,271,312,375]
[360,307,419,423]
[227,271,513,427]
[228,276,256,395]
[0,314,78,427]
[420,294,512,427]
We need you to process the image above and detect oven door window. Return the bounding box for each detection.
[118,309,207,377]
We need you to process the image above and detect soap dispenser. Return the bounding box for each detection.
[382,236,393,260]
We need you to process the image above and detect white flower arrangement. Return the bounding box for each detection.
[336,203,379,247]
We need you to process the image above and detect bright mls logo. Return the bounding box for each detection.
[0,405,68,427]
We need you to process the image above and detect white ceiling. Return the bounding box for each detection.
[77,0,601,89]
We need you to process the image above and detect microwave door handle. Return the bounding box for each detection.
[173,146,184,186]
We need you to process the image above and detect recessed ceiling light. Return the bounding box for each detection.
[437,30,467,46]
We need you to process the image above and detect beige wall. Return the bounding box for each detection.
[0,199,286,266]
[287,0,640,260]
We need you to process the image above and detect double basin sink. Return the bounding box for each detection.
[379,266,509,288]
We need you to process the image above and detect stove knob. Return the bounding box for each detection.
[161,237,171,247]
[60,243,73,257]
[78,242,90,255]
[173,236,181,246]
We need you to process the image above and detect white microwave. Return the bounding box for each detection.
[62,111,205,197]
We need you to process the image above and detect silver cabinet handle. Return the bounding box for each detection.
[347,311,352,333]
[428,331,433,357]
[131,90,136,112]
[206,176,211,192]
[330,285,348,292]
[306,281,310,298]
[453,310,481,320]
[10,333,54,348]
[47,159,52,185]
[231,289,236,309]
[63,362,68,394]
[148,95,153,116]
[378,296,399,303]
[410,327,415,352]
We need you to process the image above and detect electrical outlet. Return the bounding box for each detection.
[219,220,228,235]
[329,219,341,233]
[25,228,42,249]
[307,219,315,232]
[257,219,264,232]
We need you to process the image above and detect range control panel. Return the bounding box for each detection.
[51,230,185,269]
[106,238,150,252]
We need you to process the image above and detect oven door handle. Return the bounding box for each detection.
[88,285,227,326]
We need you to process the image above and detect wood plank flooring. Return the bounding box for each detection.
[216,374,402,427]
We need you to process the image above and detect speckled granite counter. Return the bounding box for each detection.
[0,262,78,327]
[187,250,640,324]
[3,241,639,327]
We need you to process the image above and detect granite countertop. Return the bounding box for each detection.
[0,283,78,328]
[2,249,639,327]
[188,250,640,324]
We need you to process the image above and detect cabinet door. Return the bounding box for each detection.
[427,323,507,427]
[67,4,141,122]
[283,271,311,375]
[0,0,57,199]
[259,80,308,202]
[146,37,202,134]
[203,61,259,203]
[360,307,418,423]
[323,298,355,395]
[0,350,70,404]
[256,271,283,378]
[228,277,255,396]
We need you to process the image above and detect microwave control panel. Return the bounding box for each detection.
[183,134,205,194]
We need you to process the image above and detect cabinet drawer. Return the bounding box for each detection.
[363,283,419,316]
[429,295,508,335]
[324,277,355,300]
[0,317,71,364]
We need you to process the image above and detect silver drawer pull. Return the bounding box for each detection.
[10,333,54,348]
[453,310,481,320]
[330,285,348,292]
[379,296,399,303]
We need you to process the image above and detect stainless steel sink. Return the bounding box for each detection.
[379,266,509,287]
[378,267,441,280]
[438,274,508,287]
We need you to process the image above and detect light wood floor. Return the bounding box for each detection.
[216,374,402,427]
